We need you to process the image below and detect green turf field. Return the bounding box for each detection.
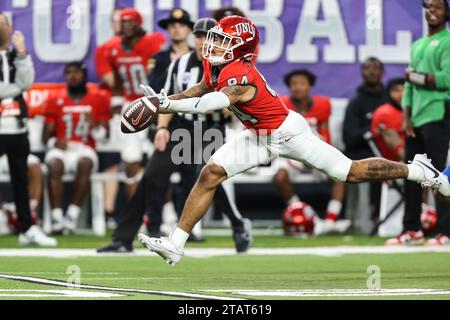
[0,234,449,300]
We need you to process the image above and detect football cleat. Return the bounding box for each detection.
[63,215,78,235]
[411,154,450,196]
[138,233,183,266]
[232,218,253,253]
[19,225,58,247]
[51,218,64,234]
[385,230,425,246]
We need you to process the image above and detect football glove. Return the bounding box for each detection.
[139,84,170,110]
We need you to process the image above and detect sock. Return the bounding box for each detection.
[30,199,38,211]
[407,164,424,182]
[51,208,63,221]
[169,227,189,251]
[66,204,81,221]
[287,194,301,206]
[326,199,342,221]
[191,221,202,238]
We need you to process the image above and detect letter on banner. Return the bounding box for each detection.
[234,0,284,63]
[34,0,90,62]
[359,0,412,63]
[287,0,355,63]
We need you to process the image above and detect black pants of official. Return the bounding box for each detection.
[113,140,245,245]
[0,133,32,233]
[404,117,450,235]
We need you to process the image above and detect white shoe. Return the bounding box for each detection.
[138,233,183,265]
[63,215,79,234]
[411,154,450,196]
[332,220,352,234]
[52,218,64,234]
[314,219,351,236]
[19,225,58,247]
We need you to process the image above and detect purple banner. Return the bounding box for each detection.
[1,0,425,98]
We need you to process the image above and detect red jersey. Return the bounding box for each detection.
[203,59,289,133]
[44,87,111,148]
[282,96,331,144]
[95,36,121,79]
[370,103,404,161]
[107,33,165,101]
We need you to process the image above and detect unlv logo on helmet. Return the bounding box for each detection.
[234,22,256,37]
[203,16,259,66]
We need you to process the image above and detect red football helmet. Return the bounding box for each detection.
[282,201,316,236]
[421,205,437,233]
[203,15,259,66]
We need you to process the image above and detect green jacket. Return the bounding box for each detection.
[402,28,450,127]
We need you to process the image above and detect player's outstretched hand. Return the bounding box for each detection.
[140,84,157,98]
[139,84,170,110]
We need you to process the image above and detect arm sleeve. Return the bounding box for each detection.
[0,82,22,98]
[165,91,230,114]
[95,44,112,78]
[342,99,368,150]
[13,54,35,90]
[402,82,413,108]
[402,46,414,108]
[43,95,57,124]
[435,39,450,90]
[96,90,112,122]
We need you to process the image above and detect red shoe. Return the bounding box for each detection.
[426,234,450,246]
[385,230,425,246]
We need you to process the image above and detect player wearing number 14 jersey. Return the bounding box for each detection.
[135,15,450,265]
[43,62,111,234]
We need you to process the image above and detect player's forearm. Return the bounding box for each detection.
[0,82,22,98]
[14,54,35,90]
[157,113,173,128]
[168,81,213,101]
[42,125,55,145]
[162,92,230,114]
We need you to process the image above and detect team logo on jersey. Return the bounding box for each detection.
[234,23,256,37]
[430,39,440,47]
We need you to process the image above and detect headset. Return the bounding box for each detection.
[422,0,450,22]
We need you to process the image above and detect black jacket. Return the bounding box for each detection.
[343,85,387,159]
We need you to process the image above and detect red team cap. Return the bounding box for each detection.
[120,8,143,27]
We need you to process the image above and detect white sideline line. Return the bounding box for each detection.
[0,246,449,258]
[203,289,450,297]
[0,289,124,298]
[0,274,242,300]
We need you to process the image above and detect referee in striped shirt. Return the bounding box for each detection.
[98,18,252,253]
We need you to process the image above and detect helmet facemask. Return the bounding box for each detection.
[203,26,244,66]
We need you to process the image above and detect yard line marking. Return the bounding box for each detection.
[1,272,120,275]
[203,289,450,297]
[0,246,450,258]
[0,289,124,298]
[80,278,183,280]
[0,274,243,300]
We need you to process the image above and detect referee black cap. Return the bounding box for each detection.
[193,17,217,36]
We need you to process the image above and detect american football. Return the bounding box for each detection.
[121,96,159,133]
